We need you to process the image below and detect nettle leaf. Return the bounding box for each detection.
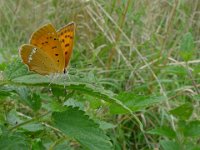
[97,121,116,130]
[52,107,113,150]
[31,138,46,150]
[110,92,165,113]
[21,123,44,132]
[12,74,132,114]
[179,32,195,61]
[14,87,41,111]
[147,126,176,138]
[7,109,22,126]
[160,140,181,150]
[0,86,12,98]
[0,132,29,150]
[3,58,30,80]
[63,98,84,109]
[51,87,65,97]
[169,103,193,120]
[183,120,200,137]
[53,141,72,150]
[12,74,143,130]
[7,109,43,132]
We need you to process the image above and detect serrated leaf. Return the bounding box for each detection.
[147,126,176,138]
[160,140,181,150]
[4,58,30,80]
[52,107,113,150]
[179,32,195,61]
[12,74,143,130]
[12,74,132,114]
[63,98,84,109]
[170,103,193,120]
[110,92,165,113]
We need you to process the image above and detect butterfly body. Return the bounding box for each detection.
[19,22,75,75]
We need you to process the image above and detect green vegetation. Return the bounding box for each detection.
[0,0,200,149]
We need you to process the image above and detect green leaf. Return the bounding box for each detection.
[21,123,44,132]
[51,100,66,112]
[7,109,22,125]
[12,74,133,114]
[183,120,200,137]
[98,121,116,130]
[160,140,181,150]
[4,58,30,80]
[31,138,45,150]
[52,107,113,150]
[63,98,84,109]
[30,93,42,111]
[147,126,176,138]
[179,32,195,61]
[14,87,41,111]
[169,103,193,120]
[0,86,12,98]
[53,141,72,150]
[51,87,65,97]
[0,132,29,150]
[12,74,143,130]
[110,92,165,113]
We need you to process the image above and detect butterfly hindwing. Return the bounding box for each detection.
[19,44,59,75]
[30,24,65,72]
[57,22,75,68]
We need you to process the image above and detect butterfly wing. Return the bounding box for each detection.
[19,44,59,75]
[30,24,65,73]
[57,22,75,68]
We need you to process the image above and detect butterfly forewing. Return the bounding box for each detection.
[19,44,59,75]
[57,22,75,67]
[30,24,65,72]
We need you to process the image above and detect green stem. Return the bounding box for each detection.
[9,111,51,131]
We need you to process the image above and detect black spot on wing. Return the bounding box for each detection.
[65,44,69,47]
[52,46,57,49]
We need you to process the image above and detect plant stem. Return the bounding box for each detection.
[9,111,51,131]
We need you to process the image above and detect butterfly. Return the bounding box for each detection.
[19,22,75,75]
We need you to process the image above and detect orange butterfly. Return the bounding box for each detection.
[19,22,75,75]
